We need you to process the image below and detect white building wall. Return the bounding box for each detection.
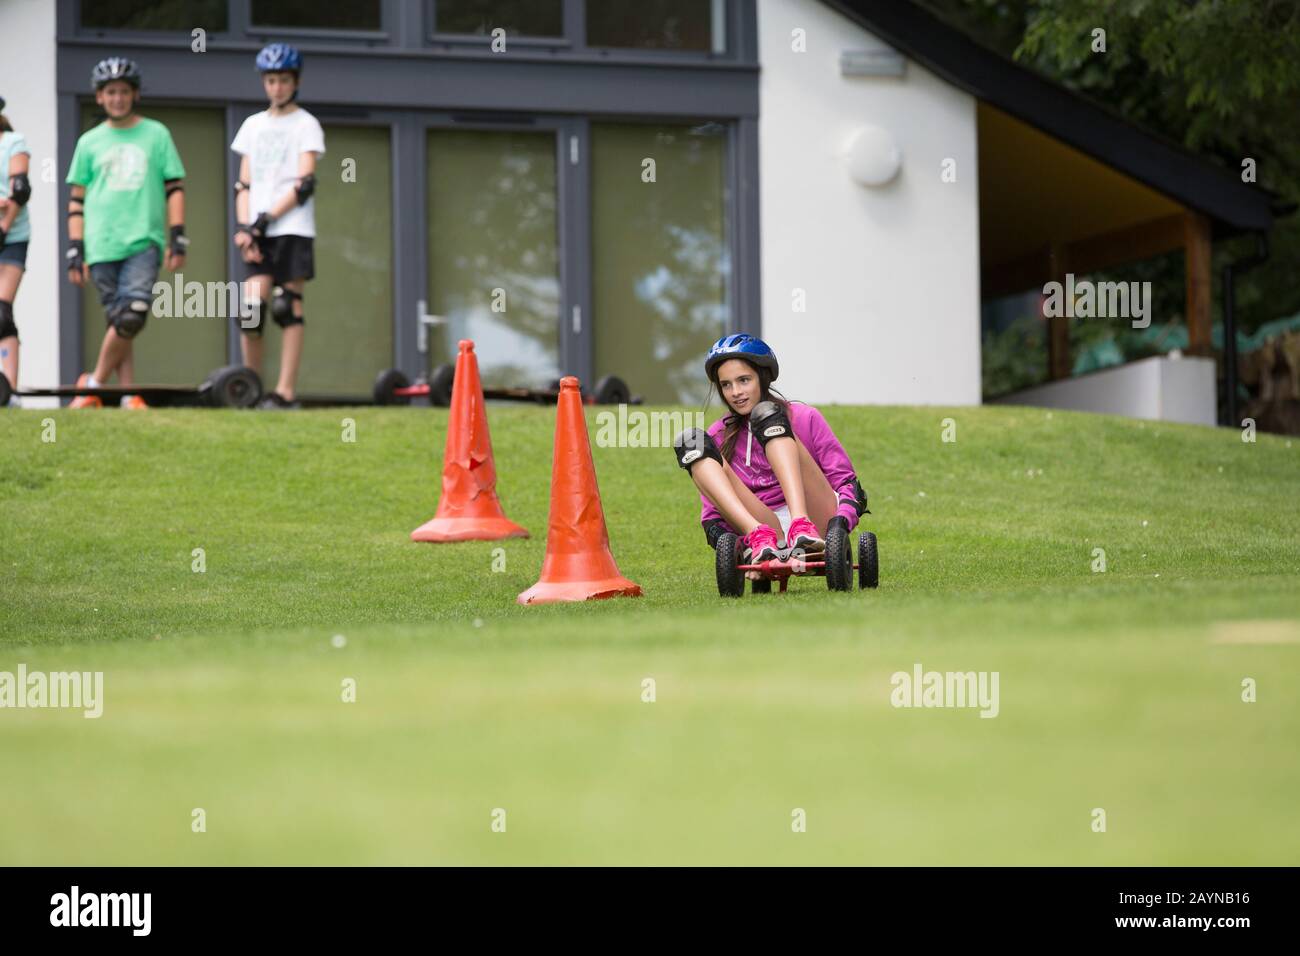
[0,0,60,404]
[756,0,982,405]
[990,355,1218,426]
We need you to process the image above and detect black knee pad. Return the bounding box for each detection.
[748,400,792,447]
[110,300,149,339]
[239,297,267,336]
[0,300,16,341]
[673,427,723,472]
[271,286,303,328]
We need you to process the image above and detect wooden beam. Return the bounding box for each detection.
[1067,214,1185,278]
[983,213,1187,299]
[983,247,1052,300]
[1046,243,1070,380]
[1184,211,1213,356]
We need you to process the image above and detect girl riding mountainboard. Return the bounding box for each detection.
[673,334,869,580]
[66,57,188,409]
[231,42,325,410]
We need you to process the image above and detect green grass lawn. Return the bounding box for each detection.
[1,402,1297,865]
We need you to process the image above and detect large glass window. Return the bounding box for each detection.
[587,0,718,51]
[250,0,382,31]
[591,122,728,404]
[433,0,563,37]
[79,105,229,385]
[80,0,227,32]
[259,125,394,396]
[426,129,560,389]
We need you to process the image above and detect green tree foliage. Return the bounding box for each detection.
[920,0,1300,333]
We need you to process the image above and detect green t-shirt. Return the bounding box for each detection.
[66,117,185,265]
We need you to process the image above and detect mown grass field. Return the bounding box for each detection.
[1,402,1297,865]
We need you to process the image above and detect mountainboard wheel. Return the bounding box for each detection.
[373,368,411,406]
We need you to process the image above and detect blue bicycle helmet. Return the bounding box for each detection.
[256,42,303,73]
[705,333,779,382]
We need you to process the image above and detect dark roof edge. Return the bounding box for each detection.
[821,0,1279,233]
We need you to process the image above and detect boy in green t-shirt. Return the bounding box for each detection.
[65,58,189,409]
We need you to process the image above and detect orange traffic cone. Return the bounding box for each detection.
[517,377,643,605]
[410,340,529,543]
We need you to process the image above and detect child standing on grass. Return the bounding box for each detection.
[0,95,32,407]
[231,42,325,410]
[66,58,188,410]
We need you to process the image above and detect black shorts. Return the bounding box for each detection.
[239,235,315,284]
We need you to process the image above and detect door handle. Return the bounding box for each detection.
[416,299,447,354]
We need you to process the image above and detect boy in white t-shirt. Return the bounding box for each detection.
[231,43,325,410]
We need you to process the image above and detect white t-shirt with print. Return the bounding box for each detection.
[231,107,325,238]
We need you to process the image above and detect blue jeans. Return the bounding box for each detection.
[89,245,160,319]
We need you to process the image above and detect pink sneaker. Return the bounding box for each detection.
[787,516,824,553]
[742,524,780,563]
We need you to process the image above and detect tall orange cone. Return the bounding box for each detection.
[517,377,642,604]
[411,339,529,543]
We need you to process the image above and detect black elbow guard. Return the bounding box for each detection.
[673,427,723,472]
[10,173,31,207]
[165,180,184,198]
[748,400,792,447]
[295,173,316,204]
[853,476,870,515]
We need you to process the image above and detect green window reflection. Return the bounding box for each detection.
[426,129,560,389]
[79,105,228,384]
[80,0,227,31]
[587,0,718,51]
[259,125,393,396]
[591,122,729,404]
[250,0,381,30]
[433,1,563,37]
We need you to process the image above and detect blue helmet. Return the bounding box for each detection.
[705,333,779,383]
[256,43,302,73]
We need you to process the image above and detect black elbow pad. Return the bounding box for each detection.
[842,475,870,516]
[748,400,792,447]
[10,173,31,207]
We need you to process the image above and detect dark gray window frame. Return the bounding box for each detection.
[56,0,760,395]
[427,0,743,61]
[67,0,758,62]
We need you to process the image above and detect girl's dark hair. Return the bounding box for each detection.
[714,359,792,461]
[0,114,12,133]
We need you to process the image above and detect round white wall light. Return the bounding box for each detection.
[845,125,901,186]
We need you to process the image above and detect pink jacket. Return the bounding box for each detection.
[699,402,862,532]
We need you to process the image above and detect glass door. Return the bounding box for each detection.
[79,104,228,384]
[424,127,561,389]
[259,122,394,395]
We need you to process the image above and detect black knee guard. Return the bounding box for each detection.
[271,286,303,328]
[0,300,16,341]
[748,400,792,446]
[239,297,268,336]
[673,427,723,472]
[110,300,149,339]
